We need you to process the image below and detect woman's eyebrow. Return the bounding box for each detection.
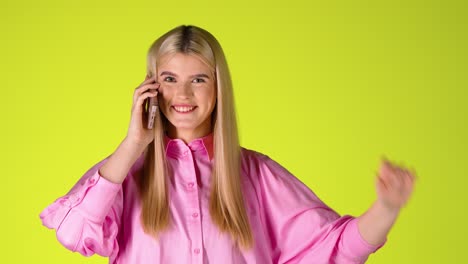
[160,71,177,76]
[160,71,210,79]
[192,73,210,79]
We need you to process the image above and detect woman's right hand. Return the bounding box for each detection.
[125,75,160,148]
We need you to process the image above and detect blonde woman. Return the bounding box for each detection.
[40,25,416,263]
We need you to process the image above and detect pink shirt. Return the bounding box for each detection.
[40,133,384,263]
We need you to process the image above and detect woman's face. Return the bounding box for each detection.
[156,53,216,142]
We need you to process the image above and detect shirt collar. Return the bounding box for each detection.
[163,133,214,160]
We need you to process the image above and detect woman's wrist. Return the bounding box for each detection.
[375,199,401,216]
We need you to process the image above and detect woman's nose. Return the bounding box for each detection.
[175,82,193,97]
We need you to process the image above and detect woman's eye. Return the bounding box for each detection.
[164,76,175,82]
[193,78,205,83]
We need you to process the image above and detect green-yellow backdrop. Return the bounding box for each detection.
[2,0,466,263]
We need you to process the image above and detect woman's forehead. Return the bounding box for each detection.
[157,53,215,77]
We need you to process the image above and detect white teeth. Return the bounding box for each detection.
[173,106,195,113]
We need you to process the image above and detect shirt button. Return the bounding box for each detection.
[194,248,200,254]
[183,151,188,156]
[192,212,199,218]
[188,182,195,188]
[89,177,96,184]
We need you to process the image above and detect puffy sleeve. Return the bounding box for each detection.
[39,157,122,259]
[253,153,385,264]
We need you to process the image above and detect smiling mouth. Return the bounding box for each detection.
[172,106,197,113]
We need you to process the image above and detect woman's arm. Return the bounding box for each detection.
[250,151,385,263]
[357,159,416,246]
[40,75,159,257]
[98,75,161,184]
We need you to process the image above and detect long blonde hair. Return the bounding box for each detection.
[137,25,253,250]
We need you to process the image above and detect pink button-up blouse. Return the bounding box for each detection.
[40,133,384,263]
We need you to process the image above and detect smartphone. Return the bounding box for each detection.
[144,73,159,129]
[146,91,158,129]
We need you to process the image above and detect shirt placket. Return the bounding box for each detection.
[181,146,204,264]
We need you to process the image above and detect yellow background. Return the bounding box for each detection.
[2,0,467,263]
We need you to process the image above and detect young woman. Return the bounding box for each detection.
[40,25,416,263]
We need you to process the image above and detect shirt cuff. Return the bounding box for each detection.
[342,217,386,258]
[77,170,122,223]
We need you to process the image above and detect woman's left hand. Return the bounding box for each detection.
[375,158,416,211]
